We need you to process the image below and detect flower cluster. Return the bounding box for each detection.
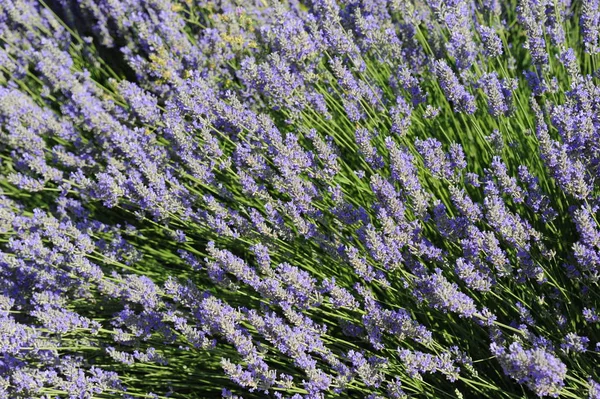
[0,0,599,398]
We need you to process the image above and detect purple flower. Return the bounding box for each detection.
[390,95,412,136]
[356,284,433,349]
[386,138,430,216]
[345,350,386,387]
[433,60,476,114]
[583,307,600,323]
[386,377,407,399]
[478,25,503,57]
[479,73,512,117]
[415,268,478,318]
[415,138,465,180]
[582,0,600,53]
[355,128,384,170]
[517,0,549,65]
[590,379,600,399]
[561,333,589,353]
[397,348,460,382]
[321,278,358,309]
[455,258,493,292]
[118,81,160,124]
[491,341,567,397]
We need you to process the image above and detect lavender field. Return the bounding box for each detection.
[1,0,600,398]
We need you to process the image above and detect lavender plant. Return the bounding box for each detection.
[0,0,599,398]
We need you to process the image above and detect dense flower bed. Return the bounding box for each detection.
[0,0,599,398]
